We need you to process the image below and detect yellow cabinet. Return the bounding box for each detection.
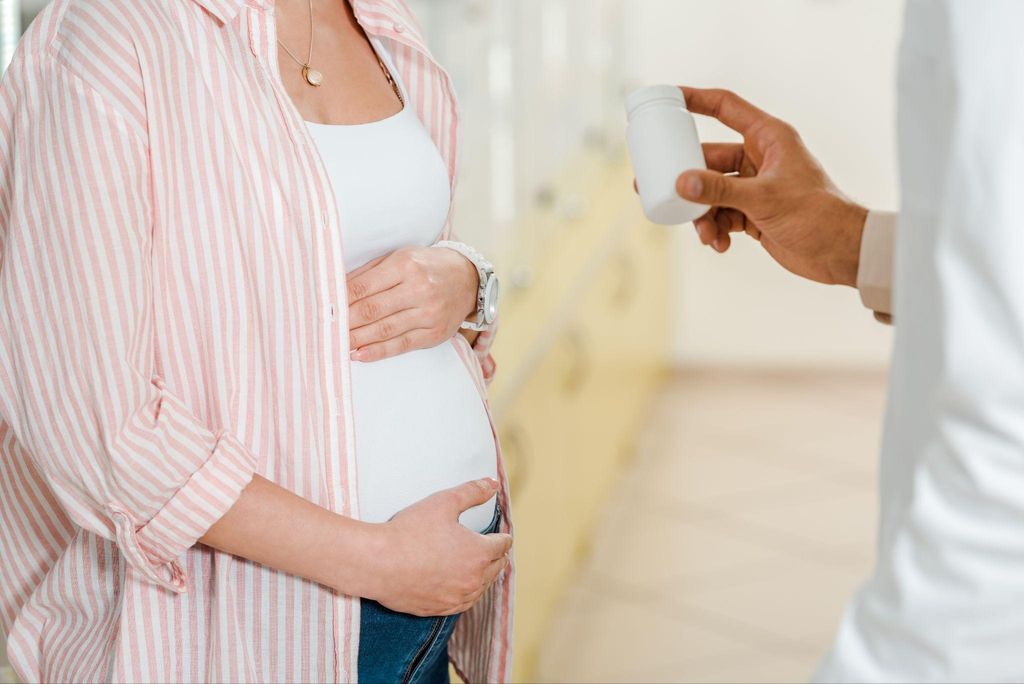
[488,159,672,682]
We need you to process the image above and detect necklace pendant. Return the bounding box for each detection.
[302,66,323,87]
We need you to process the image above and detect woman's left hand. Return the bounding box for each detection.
[347,246,478,362]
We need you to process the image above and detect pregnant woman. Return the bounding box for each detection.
[0,1,513,682]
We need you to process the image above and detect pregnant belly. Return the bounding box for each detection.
[349,339,498,532]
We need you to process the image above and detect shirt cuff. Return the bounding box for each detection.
[110,390,259,593]
[857,210,898,318]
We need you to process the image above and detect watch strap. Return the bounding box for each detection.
[432,240,495,331]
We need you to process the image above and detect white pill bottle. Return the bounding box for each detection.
[626,85,708,225]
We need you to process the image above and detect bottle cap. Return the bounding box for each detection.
[625,85,687,118]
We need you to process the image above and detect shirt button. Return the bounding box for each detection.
[393,22,405,33]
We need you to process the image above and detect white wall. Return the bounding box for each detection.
[1,0,18,70]
[634,0,903,368]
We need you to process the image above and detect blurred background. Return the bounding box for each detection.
[1,1,901,682]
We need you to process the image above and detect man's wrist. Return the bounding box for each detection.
[828,201,869,288]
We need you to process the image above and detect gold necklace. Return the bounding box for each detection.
[277,0,323,87]
[276,0,404,105]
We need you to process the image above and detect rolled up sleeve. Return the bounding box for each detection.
[0,56,257,592]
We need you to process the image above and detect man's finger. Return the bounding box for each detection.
[712,232,732,253]
[347,256,402,304]
[680,87,770,136]
[693,208,741,251]
[350,308,424,350]
[677,169,760,211]
[714,208,761,241]
[715,208,748,235]
[702,143,746,174]
[693,213,717,246]
[712,209,761,252]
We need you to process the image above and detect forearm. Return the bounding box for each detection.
[200,475,382,597]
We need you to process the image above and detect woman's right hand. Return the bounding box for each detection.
[362,478,511,617]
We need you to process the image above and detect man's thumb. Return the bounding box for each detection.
[677,169,754,210]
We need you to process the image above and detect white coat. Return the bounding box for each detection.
[816,1,1024,681]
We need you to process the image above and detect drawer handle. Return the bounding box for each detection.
[535,183,558,211]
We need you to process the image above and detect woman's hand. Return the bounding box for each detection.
[362,479,511,617]
[201,476,508,618]
[347,246,479,362]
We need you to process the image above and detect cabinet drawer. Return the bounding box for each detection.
[501,221,672,680]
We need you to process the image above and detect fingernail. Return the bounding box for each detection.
[477,478,498,490]
[351,349,367,362]
[682,175,702,200]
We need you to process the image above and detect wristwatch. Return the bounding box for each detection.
[433,240,500,332]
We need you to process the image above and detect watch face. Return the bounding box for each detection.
[484,276,500,324]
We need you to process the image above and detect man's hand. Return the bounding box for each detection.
[368,479,511,617]
[347,246,478,362]
[675,87,869,287]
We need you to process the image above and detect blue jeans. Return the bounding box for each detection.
[358,506,502,684]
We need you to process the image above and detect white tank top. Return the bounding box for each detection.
[305,43,498,532]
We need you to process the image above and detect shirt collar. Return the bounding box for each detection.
[191,0,412,28]
[190,0,431,82]
[191,0,269,25]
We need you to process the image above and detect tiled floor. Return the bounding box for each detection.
[535,368,889,684]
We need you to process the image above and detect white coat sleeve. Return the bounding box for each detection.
[816,2,1024,681]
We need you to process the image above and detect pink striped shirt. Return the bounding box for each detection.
[0,0,512,681]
